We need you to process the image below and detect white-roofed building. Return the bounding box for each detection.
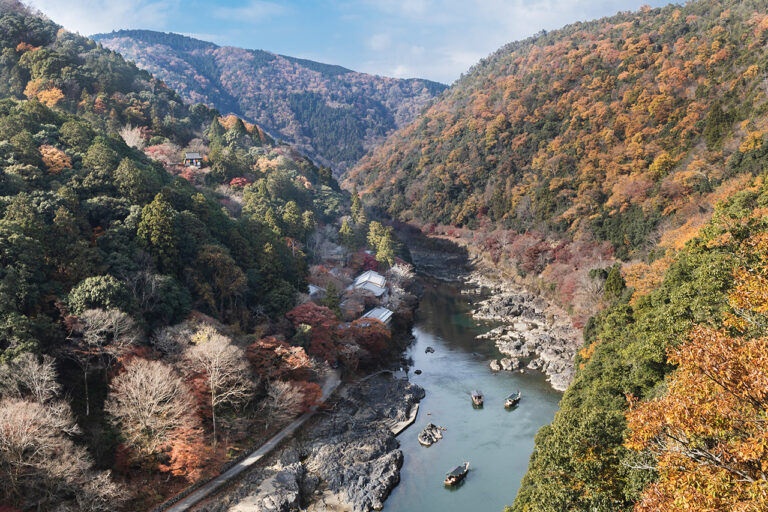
[361,307,394,326]
[352,270,387,297]
[308,284,326,299]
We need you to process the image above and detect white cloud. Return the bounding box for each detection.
[390,64,411,77]
[367,33,391,51]
[28,0,176,35]
[212,1,287,23]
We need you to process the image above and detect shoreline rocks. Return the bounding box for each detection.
[467,270,582,392]
[202,375,424,512]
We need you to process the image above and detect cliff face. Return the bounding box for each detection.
[93,30,447,174]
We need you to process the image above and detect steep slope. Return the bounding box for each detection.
[345,1,768,510]
[91,29,447,174]
[0,3,348,509]
[347,0,768,258]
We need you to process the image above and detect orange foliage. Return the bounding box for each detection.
[157,427,213,482]
[15,42,38,52]
[289,380,322,412]
[24,79,65,107]
[622,254,674,304]
[626,328,768,511]
[626,233,768,511]
[39,144,72,174]
[246,336,314,381]
[659,214,710,251]
[218,114,254,132]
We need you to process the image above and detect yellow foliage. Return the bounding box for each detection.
[739,130,764,153]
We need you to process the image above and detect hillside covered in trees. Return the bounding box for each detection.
[344,0,768,510]
[91,30,447,174]
[347,0,768,318]
[0,2,422,510]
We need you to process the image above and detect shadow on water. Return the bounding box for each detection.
[383,278,561,512]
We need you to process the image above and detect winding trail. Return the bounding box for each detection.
[165,370,341,512]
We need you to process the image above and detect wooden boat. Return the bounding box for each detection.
[471,390,483,406]
[444,462,470,486]
[505,391,521,408]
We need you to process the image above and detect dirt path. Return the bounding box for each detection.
[165,370,341,512]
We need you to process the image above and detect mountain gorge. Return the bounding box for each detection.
[344,0,768,510]
[92,30,447,174]
[2,0,768,510]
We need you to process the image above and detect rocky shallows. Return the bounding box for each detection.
[417,423,445,447]
[200,374,424,512]
[468,271,582,392]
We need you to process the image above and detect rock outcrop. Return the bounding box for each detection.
[417,423,445,447]
[201,374,424,512]
[469,271,582,392]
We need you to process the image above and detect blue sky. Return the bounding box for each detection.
[30,0,672,84]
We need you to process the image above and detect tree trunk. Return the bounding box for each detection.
[83,367,90,416]
[211,389,217,447]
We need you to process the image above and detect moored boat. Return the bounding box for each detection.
[471,390,483,406]
[444,462,470,486]
[505,391,521,408]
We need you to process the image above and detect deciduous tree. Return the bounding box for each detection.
[184,326,254,445]
[106,358,197,462]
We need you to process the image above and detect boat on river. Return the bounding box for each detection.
[444,462,470,486]
[471,390,483,406]
[505,391,521,408]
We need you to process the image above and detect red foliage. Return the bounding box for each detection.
[362,253,379,271]
[341,318,391,357]
[229,177,250,189]
[113,443,133,475]
[246,336,314,381]
[285,303,339,363]
[290,380,323,412]
[158,426,212,482]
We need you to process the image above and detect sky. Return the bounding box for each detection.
[28,0,672,84]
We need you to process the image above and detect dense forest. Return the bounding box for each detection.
[346,0,768,321]
[345,0,768,510]
[0,2,417,510]
[91,29,448,174]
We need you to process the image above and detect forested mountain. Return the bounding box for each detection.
[345,0,768,510]
[91,30,447,174]
[0,2,363,509]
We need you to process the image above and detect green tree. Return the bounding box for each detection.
[339,217,355,250]
[114,158,159,204]
[351,186,363,223]
[282,201,303,239]
[83,140,119,172]
[137,194,179,274]
[604,265,625,301]
[67,275,134,315]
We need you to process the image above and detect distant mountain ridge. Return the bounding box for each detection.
[92,29,447,174]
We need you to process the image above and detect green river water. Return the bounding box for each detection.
[384,279,562,512]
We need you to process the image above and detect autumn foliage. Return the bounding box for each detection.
[626,233,768,511]
[246,336,314,381]
[285,303,339,362]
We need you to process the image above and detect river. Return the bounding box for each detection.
[384,278,562,512]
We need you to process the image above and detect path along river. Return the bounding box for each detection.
[384,278,561,512]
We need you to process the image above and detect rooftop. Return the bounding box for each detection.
[361,306,394,325]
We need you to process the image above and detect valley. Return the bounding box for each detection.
[1,0,768,511]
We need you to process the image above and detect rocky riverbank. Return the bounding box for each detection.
[467,270,582,392]
[199,374,424,512]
